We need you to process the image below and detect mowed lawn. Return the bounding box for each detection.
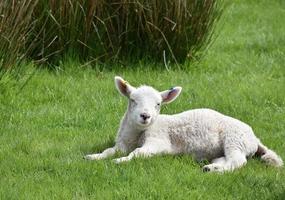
[1,0,285,199]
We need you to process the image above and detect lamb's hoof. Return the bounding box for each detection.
[113,159,121,164]
[84,154,101,160]
[202,164,224,173]
[113,158,125,164]
[113,157,129,163]
[84,155,93,160]
[202,166,211,172]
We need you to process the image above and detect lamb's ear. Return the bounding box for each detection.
[160,87,182,104]
[114,76,135,97]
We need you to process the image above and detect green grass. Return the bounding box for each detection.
[1,0,285,199]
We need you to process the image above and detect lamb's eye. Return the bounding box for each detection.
[156,103,161,106]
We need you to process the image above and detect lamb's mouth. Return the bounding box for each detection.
[139,120,151,126]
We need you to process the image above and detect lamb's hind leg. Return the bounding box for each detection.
[202,157,226,172]
[203,150,247,172]
[212,157,226,165]
[202,129,255,172]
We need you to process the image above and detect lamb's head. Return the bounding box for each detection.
[115,76,182,129]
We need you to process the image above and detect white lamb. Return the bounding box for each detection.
[84,76,283,172]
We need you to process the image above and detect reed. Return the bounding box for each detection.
[0,0,37,70]
[0,0,224,70]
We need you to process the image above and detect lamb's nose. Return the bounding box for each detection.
[140,113,150,120]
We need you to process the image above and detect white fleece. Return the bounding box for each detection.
[84,77,283,172]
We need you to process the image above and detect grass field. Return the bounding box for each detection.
[1,0,285,199]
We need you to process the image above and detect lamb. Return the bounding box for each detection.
[84,76,283,172]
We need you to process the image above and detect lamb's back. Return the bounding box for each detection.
[158,108,252,160]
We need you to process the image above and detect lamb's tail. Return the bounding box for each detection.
[256,141,283,167]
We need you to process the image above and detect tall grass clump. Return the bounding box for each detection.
[0,0,224,71]
[29,0,94,63]
[0,0,37,71]
[96,0,224,63]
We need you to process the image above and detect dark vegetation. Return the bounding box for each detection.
[0,0,223,71]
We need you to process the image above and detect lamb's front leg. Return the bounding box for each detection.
[113,144,170,163]
[84,146,117,160]
[113,147,152,163]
